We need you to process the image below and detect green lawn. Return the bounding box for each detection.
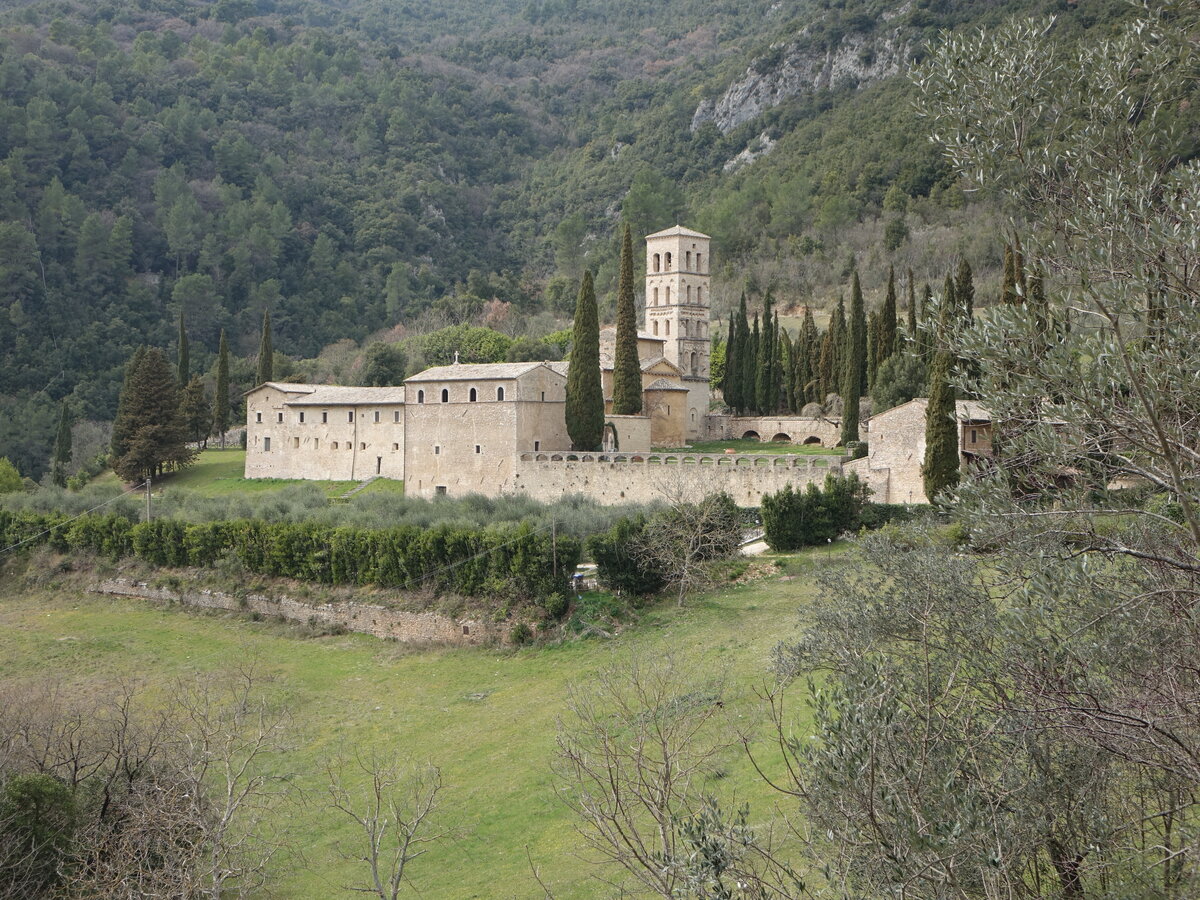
[95,449,404,499]
[0,546,840,898]
[677,439,844,456]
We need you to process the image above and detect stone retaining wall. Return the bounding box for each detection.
[91,578,508,646]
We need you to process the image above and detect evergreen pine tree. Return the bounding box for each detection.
[818,329,835,401]
[565,270,604,451]
[111,347,146,467]
[829,297,847,397]
[177,308,189,384]
[735,293,750,413]
[955,257,975,322]
[611,224,642,415]
[51,401,71,487]
[881,265,898,359]
[256,308,273,384]
[111,347,195,483]
[841,275,866,446]
[213,329,230,447]
[181,375,212,448]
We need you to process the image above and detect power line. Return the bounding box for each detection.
[0,479,149,558]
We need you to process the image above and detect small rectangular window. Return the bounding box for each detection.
[374,410,380,423]
[299,411,305,423]
[360,442,366,450]
[394,410,400,423]
[534,441,540,451]
[322,411,328,424]
[434,445,440,455]
[263,437,271,451]
[277,412,283,423]
[314,439,319,449]
[474,445,481,454]
[392,442,399,451]
[436,486,448,496]
[293,437,300,449]
[256,412,262,423]
[332,441,338,450]
[971,429,978,443]
[348,411,354,423]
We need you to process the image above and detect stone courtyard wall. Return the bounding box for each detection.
[508,451,845,507]
[703,414,842,447]
[92,578,508,646]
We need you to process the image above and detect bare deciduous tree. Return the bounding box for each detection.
[327,752,447,900]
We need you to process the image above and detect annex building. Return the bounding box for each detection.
[244,227,992,505]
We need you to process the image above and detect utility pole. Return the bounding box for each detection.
[145,474,152,522]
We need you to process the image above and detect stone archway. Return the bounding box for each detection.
[803,435,823,445]
[771,432,791,443]
[741,430,760,441]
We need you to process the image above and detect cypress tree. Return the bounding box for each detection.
[256,308,273,384]
[818,329,835,401]
[566,270,604,451]
[791,325,807,411]
[955,257,975,322]
[802,308,820,403]
[213,329,230,447]
[51,401,72,487]
[841,275,866,446]
[867,310,882,389]
[881,265,898,358]
[922,346,960,502]
[907,267,918,337]
[181,375,212,448]
[735,293,750,413]
[1001,245,1018,305]
[749,313,762,414]
[611,224,642,415]
[849,272,867,396]
[829,297,847,396]
[177,308,189,384]
[721,311,738,410]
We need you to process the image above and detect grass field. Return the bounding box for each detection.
[95,449,404,499]
[0,547,838,898]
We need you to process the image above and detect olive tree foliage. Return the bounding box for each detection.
[912,4,1200,565]
[768,528,1200,898]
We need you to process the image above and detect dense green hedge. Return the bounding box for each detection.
[761,474,871,551]
[0,510,577,601]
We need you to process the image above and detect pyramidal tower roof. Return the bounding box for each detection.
[645,224,710,240]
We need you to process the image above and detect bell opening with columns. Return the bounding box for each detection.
[644,225,711,440]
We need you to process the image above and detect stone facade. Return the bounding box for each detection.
[245,383,405,481]
[704,414,842,447]
[845,398,992,504]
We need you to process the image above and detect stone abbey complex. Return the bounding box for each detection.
[245,227,992,505]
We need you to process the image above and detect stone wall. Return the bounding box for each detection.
[703,414,842,447]
[509,451,844,506]
[91,578,509,646]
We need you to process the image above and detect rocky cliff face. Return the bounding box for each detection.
[693,28,911,135]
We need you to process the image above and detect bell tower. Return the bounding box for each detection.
[645,225,711,439]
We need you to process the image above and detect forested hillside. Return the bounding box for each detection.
[0,0,1187,478]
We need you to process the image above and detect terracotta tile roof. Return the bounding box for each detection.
[644,378,688,391]
[645,224,710,240]
[404,362,552,383]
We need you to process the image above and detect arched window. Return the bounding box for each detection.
[417,390,424,404]
[665,286,671,304]
[652,287,658,306]
[697,285,703,304]
[496,386,505,401]
[441,388,449,403]
[652,320,658,336]
[665,252,672,271]
[653,253,661,273]
[686,251,692,270]
[469,387,477,402]
[665,320,670,336]
[696,252,703,272]
[691,351,697,373]
[686,284,692,303]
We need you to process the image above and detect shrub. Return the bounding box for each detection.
[761,473,871,551]
[587,515,666,596]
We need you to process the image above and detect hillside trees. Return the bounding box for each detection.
[565,271,604,451]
